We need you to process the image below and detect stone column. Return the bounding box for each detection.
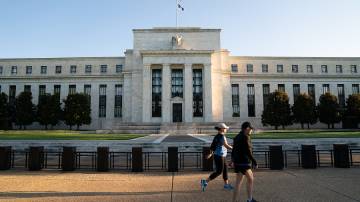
[123,72,132,122]
[142,64,151,122]
[184,63,193,122]
[162,64,171,122]
[204,64,213,122]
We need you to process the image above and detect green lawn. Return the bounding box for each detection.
[227,130,360,139]
[0,130,146,140]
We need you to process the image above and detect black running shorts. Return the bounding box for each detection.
[234,164,251,175]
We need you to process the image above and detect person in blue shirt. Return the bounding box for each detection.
[201,123,233,192]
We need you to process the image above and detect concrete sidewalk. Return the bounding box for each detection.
[0,168,359,202]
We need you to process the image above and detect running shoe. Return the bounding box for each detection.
[224,183,234,190]
[200,179,208,192]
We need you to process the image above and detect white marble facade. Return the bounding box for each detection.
[0,27,359,129]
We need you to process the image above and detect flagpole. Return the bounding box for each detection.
[176,0,178,28]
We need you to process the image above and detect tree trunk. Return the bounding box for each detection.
[275,125,278,130]
[307,123,310,129]
[45,125,48,130]
[327,124,330,129]
[77,124,80,131]
[332,123,335,129]
[301,123,304,129]
[282,125,285,130]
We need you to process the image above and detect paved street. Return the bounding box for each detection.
[0,168,359,202]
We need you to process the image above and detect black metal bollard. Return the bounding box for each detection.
[333,144,350,168]
[132,147,143,172]
[168,147,178,172]
[202,147,213,171]
[28,146,44,171]
[62,147,76,171]
[301,145,317,169]
[0,146,12,170]
[269,145,284,170]
[97,147,109,172]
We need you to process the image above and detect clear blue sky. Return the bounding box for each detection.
[1,0,359,58]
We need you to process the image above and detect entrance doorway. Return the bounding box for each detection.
[172,103,182,122]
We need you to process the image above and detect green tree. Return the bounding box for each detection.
[15,91,36,129]
[318,92,341,129]
[63,93,91,130]
[261,90,292,130]
[292,93,317,129]
[37,94,62,129]
[343,94,360,128]
[0,93,10,130]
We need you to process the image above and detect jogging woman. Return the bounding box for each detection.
[201,123,233,192]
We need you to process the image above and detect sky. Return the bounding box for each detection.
[0,0,360,58]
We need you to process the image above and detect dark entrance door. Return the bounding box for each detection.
[173,103,182,122]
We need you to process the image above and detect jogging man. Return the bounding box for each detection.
[201,123,233,192]
[231,122,258,202]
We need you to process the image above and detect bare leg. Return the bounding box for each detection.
[232,173,244,202]
[245,169,254,200]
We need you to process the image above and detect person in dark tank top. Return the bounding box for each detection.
[231,122,258,202]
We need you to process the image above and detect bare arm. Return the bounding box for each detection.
[224,137,233,150]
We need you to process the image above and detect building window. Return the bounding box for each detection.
[41,66,47,74]
[26,66,32,74]
[231,64,238,72]
[293,84,300,102]
[246,64,253,73]
[9,85,16,105]
[68,85,76,95]
[292,65,298,73]
[114,84,122,117]
[171,69,183,98]
[70,65,77,74]
[322,84,330,94]
[39,85,46,100]
[308,84,316,104]
[262,64,268,73]
[277,64,283,73]
[54,85,61,101]
[321,65,328,73]
[11,66,17,75]
[116,65,123,73]
[152,69,162,117]
[337,84,345,108]
[55,66,62,74]
[100,65,107,73]
[247,84,255,117]
[231,84,240,117]
[336,65,342,73]
[306,65,313,73]
[0,66,3,74]
[263,84,270,110]
[85,65,92,73]
[278,84,285,92]
[24,85,31,93]
[193,69,203,117]
[99,84,107,118]
[351,65,357,73]
[352,84,359,94]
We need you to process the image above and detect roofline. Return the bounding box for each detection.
[229,56,360,60]
[0,56,125,61]
[133,27,221,33]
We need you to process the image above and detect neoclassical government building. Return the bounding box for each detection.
[0,27,359,130]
